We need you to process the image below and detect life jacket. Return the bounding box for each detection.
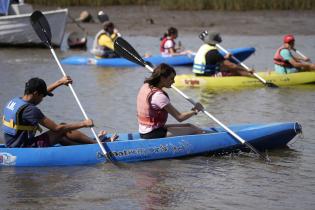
[2,97,38,136]
[160,37,176,54]
[137,83,169,127]
[273,46,294,68]
[91,30,118,57]
[193,44,220,75]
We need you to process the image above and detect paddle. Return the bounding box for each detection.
[68,13,87,34]
[30,11,114,163]
[114,37,270,162]
[293,48,311,62]
[215,44,278,88]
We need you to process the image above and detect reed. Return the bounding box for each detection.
[26,0,154,6]
[26,0,315,10]
[160,0,315,10]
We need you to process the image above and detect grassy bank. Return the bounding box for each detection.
[160,0,315,10]
[26,0,156,6]
[26,0,315,10]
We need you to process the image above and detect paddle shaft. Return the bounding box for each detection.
[144,64,269,159]
[145,64,244,145]
[49,47,109,158]
[216,44,269,85]
[295,49,309,61]
[30,11,114,163]
[68,14,86,33]
[113,37,269,161]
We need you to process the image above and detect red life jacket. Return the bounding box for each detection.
[137,83,169,127]
[273,46,294,68]
[160,37,176,53]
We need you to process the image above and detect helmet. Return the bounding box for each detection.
[199,30,208,41]
[97,11,109,24]
[283,34,295,43]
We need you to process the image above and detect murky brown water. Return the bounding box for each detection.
[1,35,315,209]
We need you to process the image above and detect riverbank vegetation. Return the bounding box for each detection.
[26,0,315,10]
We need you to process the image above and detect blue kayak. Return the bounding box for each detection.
[61,47,255,67]
[0,122,301,167]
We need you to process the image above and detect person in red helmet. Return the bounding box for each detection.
[274,34,315,74]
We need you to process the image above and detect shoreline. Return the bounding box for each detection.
[33,5,315,36]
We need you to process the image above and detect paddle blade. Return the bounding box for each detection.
[30,10,52,47]
[114,37,145,67]
[265,82,279,88]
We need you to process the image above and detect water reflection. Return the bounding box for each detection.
[0,167,85,208]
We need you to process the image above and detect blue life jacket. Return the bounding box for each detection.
[2,97,38,136]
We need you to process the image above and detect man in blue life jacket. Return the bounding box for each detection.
[274,34,315,74]
[2,77,117,148]
[193,32,253,77]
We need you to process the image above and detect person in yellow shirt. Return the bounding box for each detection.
[91,20,121,58]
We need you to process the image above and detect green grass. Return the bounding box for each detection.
[26,0,154,6]
[160,0,315,10]
[26,0,315,10]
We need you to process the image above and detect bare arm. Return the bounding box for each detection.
[288,58,315,70]
[163,103,203,122]
[222,60,253,76]
[168,48,193,56]
[223,59,240,70]
[47,76,73,93]
[292,53,310,62]
[168,47,179,56]
[39,116,93,133]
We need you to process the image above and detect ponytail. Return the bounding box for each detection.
[160,33,168,41]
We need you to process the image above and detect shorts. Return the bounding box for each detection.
[140,127,167,139]
[33,133,51,147]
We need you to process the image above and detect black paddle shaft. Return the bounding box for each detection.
[30,11,52,48]
[114,37,147,67]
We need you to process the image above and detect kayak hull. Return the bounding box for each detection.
[0,122,301,167]
[175,71,315,88]
[60,47,255,67]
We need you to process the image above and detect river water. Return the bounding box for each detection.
[0,35,315,210]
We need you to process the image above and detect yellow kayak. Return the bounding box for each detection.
[175,71,315,89]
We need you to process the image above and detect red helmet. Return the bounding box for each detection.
[283,34,295,43]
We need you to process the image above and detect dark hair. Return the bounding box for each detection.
[24,77,53,97]
[104,22,114,32]
[144,63,176,87]
[160,27,178,40]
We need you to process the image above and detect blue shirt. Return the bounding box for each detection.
[4,104,45,147]
[275,48,298,74]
